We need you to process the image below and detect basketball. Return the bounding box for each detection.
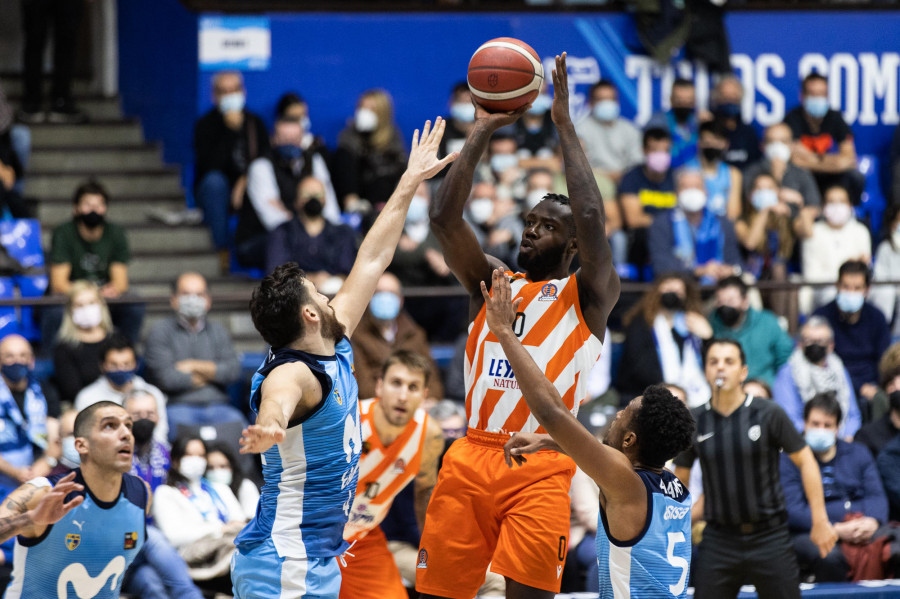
[467,37,544,113]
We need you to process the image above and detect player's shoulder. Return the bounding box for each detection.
[121,473,150,510]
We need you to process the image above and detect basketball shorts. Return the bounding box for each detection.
[231,537,341,599]
[339,527,407,599]
[415,428,575,598]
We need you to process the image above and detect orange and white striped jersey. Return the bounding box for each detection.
[465,272,603,434]
[343,398,428,542]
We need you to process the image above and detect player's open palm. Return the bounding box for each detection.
[551,52,572,126]
[30,473,84,526]
[480,268,522,335]
[406,117,458,181]
[240,424,286,454]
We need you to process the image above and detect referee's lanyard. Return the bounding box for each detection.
[177,480,229,523]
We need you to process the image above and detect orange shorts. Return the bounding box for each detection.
[415,429,575,598]
[339,526,407,599]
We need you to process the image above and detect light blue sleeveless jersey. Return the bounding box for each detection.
[235,337,361,559]
[5,470,147,599]
[596,469,692,599]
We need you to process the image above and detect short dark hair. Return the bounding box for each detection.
[633,384,695,468]
[275,92,305,119]
[589,79,617,97]
[381,350,432,387]
[250,262,313,349]
[452,81,470,96]
[716,275,748,298]
[72,180,110,206]
[489,132,517,147]
[703,338,747,366]
[672,78,694,90]
[99,333,134,365]
[804,391,843,425]
[699,119,727,139]
[802,72,828,94]
[743,378,773,399]
[838,260,871,287]
[74,400,126,438]
[643,127,671,149]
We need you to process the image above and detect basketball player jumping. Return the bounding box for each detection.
[416,53,620,599]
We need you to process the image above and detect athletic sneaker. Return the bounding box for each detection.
[15,103,45,124]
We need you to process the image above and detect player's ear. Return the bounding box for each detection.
[621,430,636,449]
[375,377,383,398]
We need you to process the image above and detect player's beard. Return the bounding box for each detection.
[516,243,567,280]
[321,305,346,343]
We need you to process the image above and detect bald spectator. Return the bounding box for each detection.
[265,175,359,283]
[743,123,822,210]
[350,273,444,401]
[709,75,761,171]
[144,272,244,441]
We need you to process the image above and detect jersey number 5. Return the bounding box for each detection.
[666,532,688,596]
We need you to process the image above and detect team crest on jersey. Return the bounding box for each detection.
[65,533,80,550]
[392,458,406,474]
[124,532,138,550]
[748,425,761,442]
[335,391,343,406]
[417,549,428,569]
[538,283,558,301]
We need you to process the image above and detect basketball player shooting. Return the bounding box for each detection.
[416,53,620,599]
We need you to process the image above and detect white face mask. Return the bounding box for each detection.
[179,455,208,483]
[72,303,103,329]
[468,198,494,224]
[205,468,233,487]
[823,203,852,227]
[177,294,208,320]
[678,188,708,213]
[764,141,792,163]
[355,108,378,132]
[61,436,81,468]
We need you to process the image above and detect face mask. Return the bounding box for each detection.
[678,189,707,213]
[716,305,742,327]
[889,390,900,413]
[701,146,724,163]
[205,468,233,487]
[77,211,105,229]
[672,106,694,123]
[132,418,156,445]
[302,197,324,218]
[275,144,303,161]
[528,94,552,115]
[714,103,742,119]
[592,100,620,122]
[751,189,779,212]
[804,343,828,364]
[805,428,837,453]
[659,292,685,312]
[0,363,30,384]
[105,369,135,387]
[218,92,245,114]
[646,151,671,174]
[823,203,852,227]
[804,96,829,119]
[490,154,518,174]
[355,108,378,132]
[765,141,792,163]
[61,436,81,468]
[407,195,429,224]
[468,198,494,224]
[370,291,401,321]
[72,303,103,329]
[526,189,549,211]
[836,291,865,314]
[178,294,208,320]
[179,455,207,482]
[450,102,475,123]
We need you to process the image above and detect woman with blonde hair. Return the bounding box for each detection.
[52,280,114,403]
[334,89,407,218]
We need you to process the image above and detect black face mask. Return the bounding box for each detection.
[701,147,724,162]
[302,197,324,218]
[78,211,105,229]
[132,418,156,445]
[889,390,900,415]
[660,292,685,311]
[716,305,742,327]
[672,106,694,123]
[803,343,828,365]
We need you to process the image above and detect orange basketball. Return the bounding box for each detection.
[467,37,544,113]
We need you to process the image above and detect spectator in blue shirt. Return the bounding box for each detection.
[647,78,699,169]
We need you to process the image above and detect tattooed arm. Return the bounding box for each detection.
[0,472,84,544]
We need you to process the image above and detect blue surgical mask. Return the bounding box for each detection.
[450,102,475,123]
[218,91,245,114]
[406,195,429,224]
[370,291,401,321]
[61,436,81,468]
[835,291,865,314]
[490,154,518,174]
[106,369,136,387]
[804,96,829,119]
[592,100,620,122]
[805,428,836,453]
[275,144,303,161]
[528,94,552,115]
[1,363,30,384]
[751,189,779,212]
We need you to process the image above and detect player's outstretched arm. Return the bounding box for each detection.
[0,472,84,543]
[331,118,457,337]
[240,362,321,453]
[430,102,529,306]
[551,53,619,341]
[481,269,642,505]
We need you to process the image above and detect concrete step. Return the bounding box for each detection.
[29,121,145,148]
[24,169,182,199]
[33,195,189,227]
[40,224,213,253]
[29,145,163,173]
[5,96,123,121]
[129,251,220,282]
[2,78,96,98]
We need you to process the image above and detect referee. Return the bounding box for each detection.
[674,338,837,599]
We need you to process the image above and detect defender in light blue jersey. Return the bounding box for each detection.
[231,117,457,599]
[0,401,150,599]
[480,269,697,599]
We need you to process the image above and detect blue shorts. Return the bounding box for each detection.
[231,538,341,599]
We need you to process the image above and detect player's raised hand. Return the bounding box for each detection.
[474,99,531,132]
[29,472,84,526]
[480,268,522,336]
[239,423,286,454]
[407,117,458,182]
[551,52,572,126]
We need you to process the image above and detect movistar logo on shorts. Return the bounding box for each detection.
[487,358,519,390]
